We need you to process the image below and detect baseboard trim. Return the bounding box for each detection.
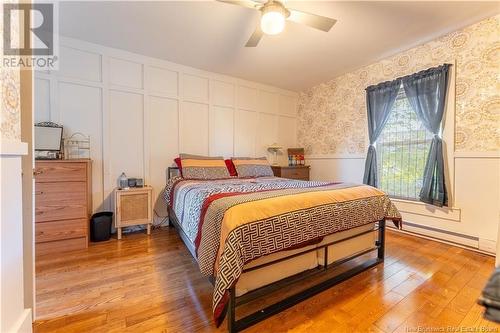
[6,308,32,333]
[388,223,494,257]
[402,221,477,240]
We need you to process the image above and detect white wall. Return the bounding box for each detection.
[0,142,32,333]
[35,37,298,220]
[308,153,500,254]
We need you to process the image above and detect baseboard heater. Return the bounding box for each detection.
[388,221,494,255]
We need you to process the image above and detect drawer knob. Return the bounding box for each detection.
[34,170,44,176]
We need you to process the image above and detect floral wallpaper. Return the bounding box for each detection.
[297,15,500,154]
[0,2,21,141]
[1,71,21,141]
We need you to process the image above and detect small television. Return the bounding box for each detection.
[35,123,63,152]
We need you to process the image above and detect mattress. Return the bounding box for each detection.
[167,176,329,243]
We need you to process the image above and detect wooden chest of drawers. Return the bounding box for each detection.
[271,165,310,181]
[35,159,92,256]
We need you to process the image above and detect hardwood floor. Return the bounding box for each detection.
[34,228,499,333]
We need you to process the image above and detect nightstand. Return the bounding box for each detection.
[271,165,310,181]
[114,186,153,240]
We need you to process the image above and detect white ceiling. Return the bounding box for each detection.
[59,1,499,91]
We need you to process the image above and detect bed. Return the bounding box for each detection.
[165,170,401,332]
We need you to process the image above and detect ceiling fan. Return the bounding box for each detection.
[217,0,337,47]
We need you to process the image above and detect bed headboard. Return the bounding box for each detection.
[166,166,179,182]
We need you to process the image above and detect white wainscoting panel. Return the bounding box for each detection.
[308,157,365,184]
[257,113,278,158]
[109,58,143,89]
[279,94,298,116]
[261,90,279,114]
[59,46,101,82]
[183,74,209,103]
[58,82,104,210]
[147,66,178,97]
[234,109,257,157]
[454,157,500,243]
[149,96,179,218]
[238,85,259,111]
[34,37,299,217]
[34,78,50,123]
[278,116,297,147]
[109,90,144,184]
[277,116,297,164]
[212,80,235,107]
[210,106,234,157]
[180,101,209,155]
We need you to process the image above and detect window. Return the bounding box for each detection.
[377,86,434,201]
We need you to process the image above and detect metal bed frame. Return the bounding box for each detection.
[166,167,386,333]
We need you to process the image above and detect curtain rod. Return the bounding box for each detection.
[366,63,452,92]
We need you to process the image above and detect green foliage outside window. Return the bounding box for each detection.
[377,88,433,200]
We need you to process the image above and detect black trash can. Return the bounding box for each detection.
[90,212,113,242]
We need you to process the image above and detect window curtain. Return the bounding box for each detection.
[362,79,401,187]
[402,64,451,207]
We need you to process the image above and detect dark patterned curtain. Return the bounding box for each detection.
[363,79,401,187]
[402,64,451,207]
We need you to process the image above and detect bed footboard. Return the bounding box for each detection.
[167,184,387,333]
[226,219,386,333]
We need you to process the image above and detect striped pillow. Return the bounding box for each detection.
[179,154,230,179]
[232,157,274,178]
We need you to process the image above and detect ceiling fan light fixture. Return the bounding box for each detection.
[217,0,336,47]
[260,5,286,35]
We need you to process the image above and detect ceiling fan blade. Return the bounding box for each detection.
[245,26,264,47]
[287,9,337,32]
[216,0,258,9]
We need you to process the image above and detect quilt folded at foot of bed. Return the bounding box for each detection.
[192,182,401,326]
